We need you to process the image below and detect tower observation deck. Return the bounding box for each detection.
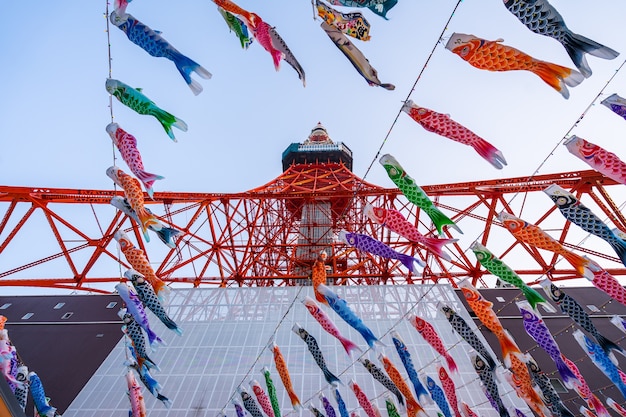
[0,123,625,291]
[281,122,353,171]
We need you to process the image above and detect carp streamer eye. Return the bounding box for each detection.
[556,196,568,206]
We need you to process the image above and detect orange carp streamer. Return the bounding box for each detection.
[446,33,583,99]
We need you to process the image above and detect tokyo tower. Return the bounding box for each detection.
[1,123,625,293]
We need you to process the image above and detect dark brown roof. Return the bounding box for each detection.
[0,294,122,415]
[455,286,626,416]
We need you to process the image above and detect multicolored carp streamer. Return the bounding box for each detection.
[251,16,306,86]
[107,166,161,241]
[292,323,341,386]
[110,196,180,248]
[349,379,381,417]
[602,93,626,121]
[564,135,626,186]
[384,394,401,417]
[379,353,428,417]
[13,365,29,412]
[320,21,394,90]
[607,398,626,417]
[580,405,597,417]
[113,0,131,16]
[114,231,170,300]
[0,329,20,392]
[426,376,453,417]
[587,259,626,307]
[125,369,147,417]
[212,0,256,27]
[528,359,575,417]
[317,284,383,349]
[333,388,350,417]
[124,269,182,335]
[540,279,623,360]
[106,123,164,198]
[126,347,171,407]
[458,279,520,362]
[502,0,619,77]
[271,342,301,410]
[109,10,212,95]
[358,358,404,407]
[503,350,549,417]
[339,230,424,273]
[390,331,430,405]
[302,296,361,357]
[402,100,507,168]
[445,33,583,99]
[325,0,398,19]
[262,367,281,417]
[470,241,552,312]
[561,354,611,417]
[379,154,462,235]
[233,400,247,417]
[471,355,509,417]
[250,380,275,417]
[517,301,579,389]
[573,329,626,400]
[309,404,325,417]
[440,305,497,371]
[408,314,457,374]
[105,78,187,141]
[312,251,329,304]
[218,6,253,49]
[498,211,592,279]
[316,0,371,41]
[239,386,265,417]
[437,365,462,417]
[115,283,163,350]
[119,309,159,371]
[364,204,457,261]
[460,402,479,417]
[320,392,337,417]
[544,184,626,267]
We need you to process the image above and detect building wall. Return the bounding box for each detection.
[63,285,530,417]
[0,295,123,415]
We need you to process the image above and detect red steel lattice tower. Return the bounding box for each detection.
[1,123,625,293]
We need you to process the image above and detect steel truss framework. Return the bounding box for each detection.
[1,165,625,293]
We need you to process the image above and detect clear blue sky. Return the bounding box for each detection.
[3,1,626,192]
[1,1,626,293]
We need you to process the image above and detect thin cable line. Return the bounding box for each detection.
[508,56,626,208]
[442,56,626,292]
[357,0,464,187]
[105,1,125,282]
[219,285,305,416]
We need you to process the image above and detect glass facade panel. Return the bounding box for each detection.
[65,285,530,417]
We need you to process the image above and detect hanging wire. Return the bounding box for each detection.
[133,3,625,415]
[284,30,626,417]
[508,56,626,209]
[440,55,626,295]
[105,0,127,284]
[105,4,115,125]
[218,285,305,416]
[356,0,464,187]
